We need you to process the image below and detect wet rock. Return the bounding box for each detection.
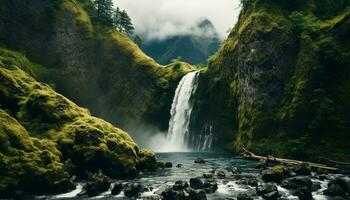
[82,171,111,197]
[255,160,268,169]
[203,180,218,194]
[256,183,278,195]
[176,164,183,168]
[194,157,207,164]
[111,182,123,195]
[312,181,321,191]
[294,186,312,200]
[237,193,253,200]
[237,177,258,187]
[203,173,214,179]
[292,163,311,176]
[52,178,76,193]
[324,177,348,196]
[230,167,241,174]
[165,162,173,168]
[186,188,207,200]
[190,178,204,189]
[281,176,312,190]
[262,191,280,200]
[137,149,158,172]
[217,170,226,178]
[157,161,165,169]
[124,183,143,197]
[161,187,184,200]
[173,180,189,191]
[261,166,285,183]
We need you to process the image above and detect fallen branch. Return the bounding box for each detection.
[240,148,338,171]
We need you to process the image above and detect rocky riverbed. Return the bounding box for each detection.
[33,152,349,200]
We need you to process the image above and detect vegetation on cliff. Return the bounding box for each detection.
[198,0,350,160]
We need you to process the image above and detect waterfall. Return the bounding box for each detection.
[167,71,200,152]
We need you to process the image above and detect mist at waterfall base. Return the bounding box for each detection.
[130,71,214,152]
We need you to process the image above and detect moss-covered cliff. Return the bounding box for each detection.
[197,0,350,160]
[0,0,185,132]
[0,48,143,196]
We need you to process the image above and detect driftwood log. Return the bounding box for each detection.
[240,148,339,171]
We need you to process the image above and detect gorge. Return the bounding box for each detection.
[0,0,350,199]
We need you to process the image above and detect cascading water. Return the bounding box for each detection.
[167,71,200,152]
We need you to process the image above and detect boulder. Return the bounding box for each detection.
[176,164,183,168]
[237,193,254,200]
[111,183,123,195]
[161,187,186,200]
[256,183,278,195]
[203,180,218,194]
[324,177,348,196]
[173,181,189,191]
[312,181,321,191]
[292,163,311,176]
[137,149,157,172]
[194,158,207,164]
[186,188,207,200]
[261,166,285,183]
[51,178,76,194]
[190,178,204,189]
[294,186,313,200]
[165,162,173,168]
[124,183,143,197]
[157,161,165,169]
[281,176,312,190]
[216,170,226,178]
[237,177,258,187]
[82,171,111,197]
[262,191,280,200]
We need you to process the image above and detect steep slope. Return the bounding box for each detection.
[194,0,350,160]
[0,0,182,132]
[142,19,221,65]
[0,48,142,196]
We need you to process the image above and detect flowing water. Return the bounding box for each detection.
[167,71,201,152]
[37,152,340,200]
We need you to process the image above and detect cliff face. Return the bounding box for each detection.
[196,0,350,160]
[0,0,182,132]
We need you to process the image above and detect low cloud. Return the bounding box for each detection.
[113,0,241,41]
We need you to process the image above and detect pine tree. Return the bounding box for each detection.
[114,7,123,32]
[119,10,134,35]
[94,0,114,26]
[134,35,143,47]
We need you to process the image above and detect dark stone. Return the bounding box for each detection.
[256,183,278,195]
[281,176,312,190]
[157,162,165,169]
[203,180,218,194]
[83,171,111,197]
[52,178,76,193]
[216,170,226,178]
[293,163,311,176]
[186,188,207,200]
[294,186,312,200]
[190,178,204,189]
[161,187,186,200]
[137,150,157,172]
[261,169,284,183]
[165,162,173,168]
[237,193,253,200]
[237,177,258,187]
[262,191,280,200]
[312,181,322,191]
[324,177,349,196]
[173,180,189,191]
[124,183,143,197]
[176,164,183,168]
[230,167,241,174]
[111,183,123,195]
[194,158,207,164]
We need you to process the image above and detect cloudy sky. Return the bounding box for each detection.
[113,0,241,41]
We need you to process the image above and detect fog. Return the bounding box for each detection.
[113,0,241,41]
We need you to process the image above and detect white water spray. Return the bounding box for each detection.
[166,71,200,152]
